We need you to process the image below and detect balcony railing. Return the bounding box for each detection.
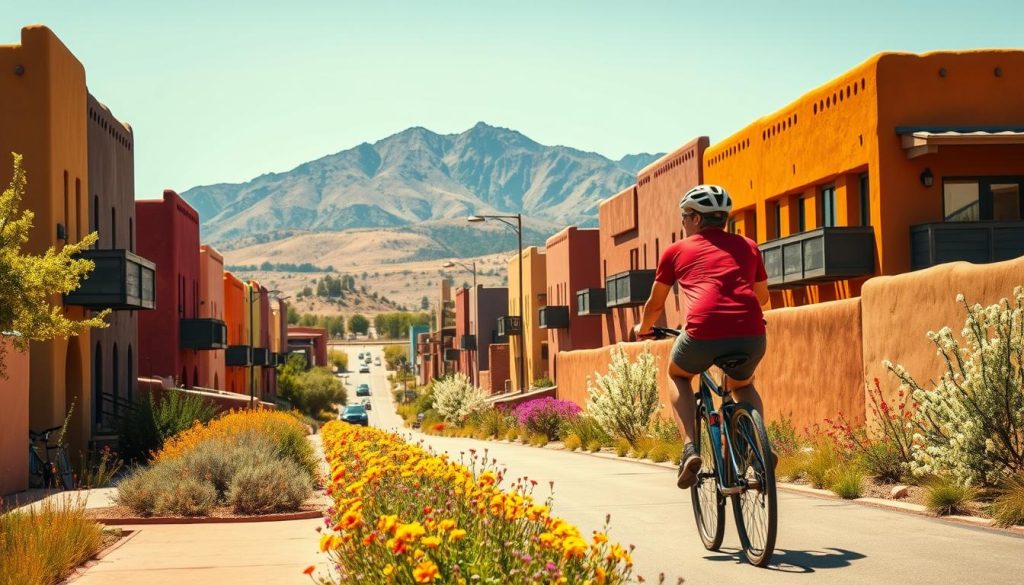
[64,249,156,310]
[443,348,461,361]
[910,220,1024,270]
[759,226,875,288]
[605,270,656,308]
[459,334,477,350]
[497,315,522,337]
[491,330,508,344]
[179,318,228,350]
[252,347,272,367]
[576,288,607,316]
[225,345,252,367]
[538,306,569,329]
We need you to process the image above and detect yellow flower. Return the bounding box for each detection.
[422,536,442,549]
[562,536,588,559]
[437,519,457,532]
[449,528,467,541]
[396,521,427,542]
[539,532,556,547]
[383,563,394,576]
[592,531,608,544]
[378,514,399,534]
[413,559,440,583]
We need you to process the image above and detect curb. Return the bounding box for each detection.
[63,528,140,583]
[92,508,323,525]
[416,429,1024,537]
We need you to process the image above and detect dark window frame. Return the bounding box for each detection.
[942,175,1024,222]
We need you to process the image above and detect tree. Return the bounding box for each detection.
[325,315,345,337]
[0,154,109,377]
[316,279,328,297]
[421,296,430,311]
[287,305,300,325]
[299,313,317,327]
[260,261,273,271]
[349,314,369,335]
[301,286,313,297]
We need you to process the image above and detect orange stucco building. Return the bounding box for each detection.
[1,26,95,453]
[703,51,1024,307]
[223,272,251,395]
[507,246,547,390]
[543,227,602,380]
[199,245,226,390]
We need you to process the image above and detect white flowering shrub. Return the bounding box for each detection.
[885,287,1024,486]
[586,344,661,446]
[431,373,488,423]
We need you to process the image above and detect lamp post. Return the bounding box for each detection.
[443,260,478,384]
[467,213,525,393]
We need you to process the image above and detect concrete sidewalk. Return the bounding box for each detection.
[73,518,327,584]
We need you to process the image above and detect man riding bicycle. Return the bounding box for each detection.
[633,184,770,490]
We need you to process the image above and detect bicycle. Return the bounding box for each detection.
[642,326,777,566]
[29,426,75,490]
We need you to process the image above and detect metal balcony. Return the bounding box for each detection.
[179,318,228,350]
[910,220,1024,270]
[497,315,522,336]
[759,227,875,288]
[576,288,607,316]
[252,347,272,366]
[225,345,252,367]
[538,306,569,329]
[64,249,156,310]
[459,334,477,350]
[605,270,656,308]
[443,348,461,361]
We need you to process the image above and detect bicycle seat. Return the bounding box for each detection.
[714,353,749,370]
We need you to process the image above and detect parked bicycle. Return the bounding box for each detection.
[642,326,777,566]
[28,425,75,490]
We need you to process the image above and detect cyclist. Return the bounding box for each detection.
[633,184,770,490]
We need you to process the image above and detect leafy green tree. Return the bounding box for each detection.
[301,286,313,297]
[299,313,317,327]
[324,315,345,337]
[260,261,273,271]
[0,154,109,377]
[421,296,430,310]
[287,305,300,325]
[316,279,329,297]
[349,313,369,335]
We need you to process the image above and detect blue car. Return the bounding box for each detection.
[356,384,370,397]
[341,404,369,426]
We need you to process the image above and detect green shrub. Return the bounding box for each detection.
[587,345,661,446]
[584,439,603,453]
[227,457,312,514]
[630,437,658,460]
[830,464,865,499]
[113,466,163,516]
[503,427,519,442]
[528,433,549,447]
[925,478,976,516]
[471,408,515,439]
[766,415,803,457]
[117,390,218,463]
[991,474,1024,527]
[561,415,611,446]
[180,438,237,495]
[648,440,682,463]
[328,350,348,372]
[649,417,681,442]
[614,437,631,457]
[777,451,811,482]
[806,440,842,489]
[153,476,218,517]
[531,377,554,389]
[563,434,582,451]
[858,441,907,484]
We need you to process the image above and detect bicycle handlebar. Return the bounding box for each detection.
[638,326,681,340]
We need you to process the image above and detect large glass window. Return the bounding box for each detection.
[992,183,1021,221]
[944,181,980,222]
[821,186,837,227]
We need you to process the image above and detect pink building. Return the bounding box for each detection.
[198,245,226,389]
[543,227,603,380]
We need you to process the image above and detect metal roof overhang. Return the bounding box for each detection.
[897,126,1024,159]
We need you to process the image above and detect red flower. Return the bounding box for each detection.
[303,565,315,575]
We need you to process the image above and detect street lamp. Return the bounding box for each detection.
[249,285,280,408]
[442,259,478,383]
[466,213,525,393]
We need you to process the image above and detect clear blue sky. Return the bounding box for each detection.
[4,1,1022,198]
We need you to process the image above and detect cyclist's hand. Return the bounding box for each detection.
[632,324,654,340]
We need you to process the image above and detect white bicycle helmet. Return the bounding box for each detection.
[679,184,732,215]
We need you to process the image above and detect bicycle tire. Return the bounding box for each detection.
[28,445,46,489]
[729,404,777,567]
[690,405,725,551]
[55,447,75,490]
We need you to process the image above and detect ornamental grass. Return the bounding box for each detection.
[313,421,636,584]
[0,496,103,585]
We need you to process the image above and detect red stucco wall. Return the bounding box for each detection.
[544,226,603,380]
[0,340,29,496]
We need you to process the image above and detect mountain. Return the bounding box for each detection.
[181,123,662,244]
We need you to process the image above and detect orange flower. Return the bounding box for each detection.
[413,559,440,583]
[449,528,467,541]
[421,535,441,549]
[303,565,315,576]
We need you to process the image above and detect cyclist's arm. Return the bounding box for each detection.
[636,281,672,336]
[754,279,769,308]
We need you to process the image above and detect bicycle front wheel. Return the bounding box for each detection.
[690,406,725,551]
[729,404,777,567]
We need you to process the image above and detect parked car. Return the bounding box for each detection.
[358,352,365,360]
[340,404,369,426]
[412,412,425,429]
[361,398,372,410]
[356,383,370,397]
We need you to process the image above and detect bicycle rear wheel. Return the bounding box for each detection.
[729,404,777,567]
[690,406,725,551]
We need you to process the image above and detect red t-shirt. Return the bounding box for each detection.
[654,228,767,340]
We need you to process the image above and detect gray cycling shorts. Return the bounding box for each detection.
[670,332,766,381]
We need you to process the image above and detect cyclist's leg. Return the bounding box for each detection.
[722,334,767,419]
[727,375,764,420]
[667,362,698,443]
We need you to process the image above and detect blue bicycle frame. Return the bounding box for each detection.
[696,370,762,495]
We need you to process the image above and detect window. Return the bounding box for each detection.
[992,183,1021,220]
[859,173,871,226]
[821,186,836,227]
[93,344,103,427]
[727,219,738,234]
[797,196,807,232]
[944,181,980,221]
[112,344,120,416]
[111,207,117,249]
[773,201,783,238]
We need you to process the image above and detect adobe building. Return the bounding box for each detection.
[223,272,251,394]
[471,285,508,387]
[1,26,95,453]
[137,190,225,388]
[704,51,1024,307]
[0,338,30,495]
[453,287,473,382]
[287,326,328,369]
[409,324,430,377]
[198,245,226,389]
[270,298,289,369]
[542,227,602,379]
[596,185,643,345]
[249,280,275,401]
[80,94,158,437]
[507,246,547,390]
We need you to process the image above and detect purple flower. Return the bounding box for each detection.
[513,398,582,440]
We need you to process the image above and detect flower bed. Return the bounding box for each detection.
[312,421,636,584]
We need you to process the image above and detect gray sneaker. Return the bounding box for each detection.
[678,442,702,489]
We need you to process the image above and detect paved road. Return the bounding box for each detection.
[337,344,1024,585]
